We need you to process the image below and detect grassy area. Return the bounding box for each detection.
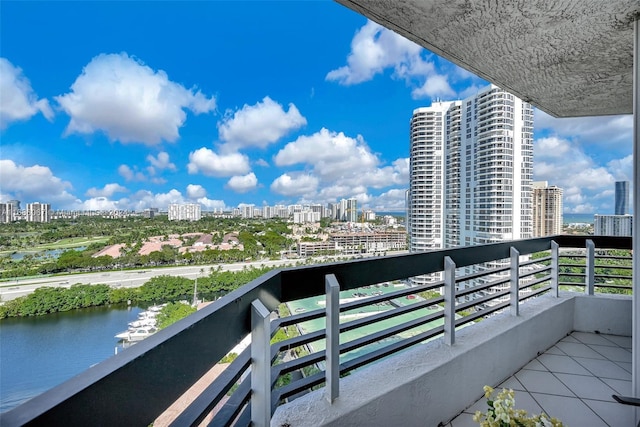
[0,236,110,256]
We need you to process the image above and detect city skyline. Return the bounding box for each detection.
[0,2,633,214]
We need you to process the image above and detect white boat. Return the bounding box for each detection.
[115,326,158,342]
[128,317,157,328]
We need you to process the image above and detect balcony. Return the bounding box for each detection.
[1,235,634,426]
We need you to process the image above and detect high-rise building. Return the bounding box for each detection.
[594,214,632,236]
[0,203,15,223]
[26,202,51,223]
[168,203,201,221]
[532,181,563,236]
[409,85,533,286]
[615,181,629,215]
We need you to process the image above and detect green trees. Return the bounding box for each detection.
[0,265,277,319]
[0,284,112,317]
[0,216,294,278]
[155,302,197,329]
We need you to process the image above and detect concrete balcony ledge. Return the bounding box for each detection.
[271,292,631,427]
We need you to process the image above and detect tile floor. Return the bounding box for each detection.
[446,332,634,427]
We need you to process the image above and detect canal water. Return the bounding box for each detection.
[0,304,142,413]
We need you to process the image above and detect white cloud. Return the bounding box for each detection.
[533,136,624,213]
[187,148,251,177]
[118,164,146,182]
[0,58,53,129]
[411,74,455,99]
[81,197,120,211]
[325,21,464,99]
[368,188,408,211]
[186,184,206,199]
[226,173,258,193]
[326,21,423,85]
[270,173,319,197]
[218,97,306,152]
[196,197,226,210]
[274,128,408,191]
[0,159,77,206]
[56,53,215,145]
[147,151,176,171]
[86,183,127,198]
[255,158,269,167]
[607,155,633,182]
[535,110,633,146]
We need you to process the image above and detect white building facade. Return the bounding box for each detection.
[409,85,534,286]
[168,203,201,221]
[594,214,633,236]
[26,202,51,223]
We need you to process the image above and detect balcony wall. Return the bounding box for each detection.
[271,292,631,426]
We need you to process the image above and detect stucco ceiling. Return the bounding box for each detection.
[336,0,639,118]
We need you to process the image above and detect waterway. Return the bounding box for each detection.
[0,304,142,413]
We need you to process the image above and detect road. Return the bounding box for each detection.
[0,259,298,302]
[0,251,408,302]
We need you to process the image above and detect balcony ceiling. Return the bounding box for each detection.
[335,0,639,118]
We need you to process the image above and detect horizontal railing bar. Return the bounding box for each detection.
[595,274,633,280]
[275,281,445,331]
[521,255,551,266]
[274,308,446,377]
[457,275,511,298]
[594,266,632,271]
[276,324,449,403]
[594,284,633,290]
[458,288,510,313]
[339,324,447,374]
[455,264,510,283]
[520,286,552,302]
[519,266,551,279]
[169,347,251,427]
[595,255,632,260]
[272,294,447,357]
[209,376,251,427]
[558,282,586,286]
[520,275,552,289]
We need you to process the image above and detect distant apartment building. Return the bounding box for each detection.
[293,211,321,224]
[0,203,14,223]
[26,202,51,223]
[615,181,629,215]
[143,208,159,219]
[335,198,357,222]
[297,241,337,257]
[331,231,407,255]
[532,181,563,237]
[408,85,533,289]
[363,210,376,221]
[594,214,632,236]
[168,203,201,221]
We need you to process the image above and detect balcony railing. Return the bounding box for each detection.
[1,235,632,426]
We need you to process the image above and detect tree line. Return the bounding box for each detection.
[0,265,274,319]
[0,216,294,279]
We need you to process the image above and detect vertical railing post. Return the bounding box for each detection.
[251,299,271,427]
[325,274,340,403]
[585,239,595,295]
[510,247,520,316]
[551,240,559,297]
[444,256,456,346]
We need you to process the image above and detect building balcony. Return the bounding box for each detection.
[1,235,633,426]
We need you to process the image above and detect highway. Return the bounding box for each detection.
[0,259,299,302]
[0,251,408,302]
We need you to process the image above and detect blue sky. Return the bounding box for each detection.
[0,1,633,214]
